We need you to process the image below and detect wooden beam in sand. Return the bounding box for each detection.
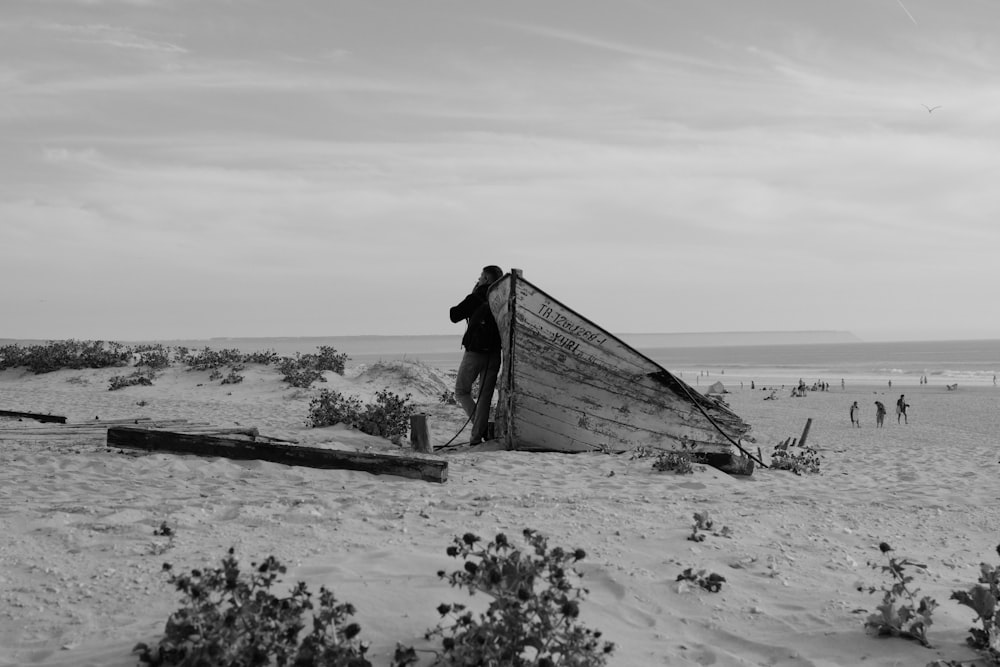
[410,414,431,453]
[798,418,813,448]
[0,409,67,424]
[107,426,447,484]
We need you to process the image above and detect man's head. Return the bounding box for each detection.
[478,265,504,286]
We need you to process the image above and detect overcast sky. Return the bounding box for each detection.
[2,0,997,342]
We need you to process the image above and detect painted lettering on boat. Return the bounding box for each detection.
[535,304,609,346]
[550,331,580,353]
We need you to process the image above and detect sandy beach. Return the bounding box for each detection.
[2,359,999,667]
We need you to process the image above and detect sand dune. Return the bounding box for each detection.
[1,361,998,666]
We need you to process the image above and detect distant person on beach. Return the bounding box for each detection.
[896,394,909,424]
[450,265,504,445]
[850,401,860,428]
[875,401,886,428]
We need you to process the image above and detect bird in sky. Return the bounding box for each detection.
[922,104,942,113]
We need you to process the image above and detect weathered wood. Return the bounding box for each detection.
[798,418,813,448]
[410,414,431,453]
[107,426,447,483]
[486,271,755,473]
[156,426,259,438]
[0,409,67,424]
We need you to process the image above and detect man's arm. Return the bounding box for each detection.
[450,294,481,323]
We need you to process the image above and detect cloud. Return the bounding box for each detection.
[43,22,187,53]
[2,1,999,339]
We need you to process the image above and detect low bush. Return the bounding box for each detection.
[220,370,244,385]
[3,340,132,374]
[314,346,348,375]
[277,347,349,388]
[862,541,937,647]
[108,370,156,391]
[769,439,821,475]
[686,511,731,543]
[184,347,246,372]
[278,356,327,389]
[0,344,26,370]
[307,389,413,444]
[137,530,611,667]
[244,349,279,365]
[951,544,1000,662]
[133,549,380,667]
[652,451,695,474]
[675,568,726,593]
[429,529,615,666]
[134,345,172,370]
[630,445,700,475]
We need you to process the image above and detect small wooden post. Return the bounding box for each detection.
[798,418,813,448]
[410,414,431,453]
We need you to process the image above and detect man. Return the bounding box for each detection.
[450,265,504,444]
[896,394,909,424]
[875,400,886,428]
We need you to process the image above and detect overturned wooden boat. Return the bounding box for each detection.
[486,270,757,474]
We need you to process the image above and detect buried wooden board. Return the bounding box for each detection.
[0,417,269,443]
[107,426,447,483]
[0,409,68,424]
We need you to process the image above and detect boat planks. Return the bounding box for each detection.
[488,271,751,459]
[107,426,448,483]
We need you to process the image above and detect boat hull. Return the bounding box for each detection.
[488,272,751,459]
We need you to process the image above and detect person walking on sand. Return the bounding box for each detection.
[896,394,909,424]
[875,401,886,428]
[450,265,505,445]
[850,401,861,428]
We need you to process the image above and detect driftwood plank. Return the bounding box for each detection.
[0,409,67,424]
[107,426,447,483]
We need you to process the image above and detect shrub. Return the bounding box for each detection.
[675,568,726,593]
[244,349,279,365]
[184,347,245,372]
[277,347,348,388]
[429,529,614,666]
[6,340,132,374]
[308,390,364,428]
[314,346,348,374]
[652,451,695,474]
[307,389,413,445]
[278,356,327,389]
[686,511,732,543]
[108,370,156,391]
[133,549,379,667]
[134,345,172,370]
[861,541,937,647]
[951,544,1000,661]
[356,389,413,444]
[770,439,821,475]
[438,391,456,405]
[0,344,26,370]
[221,370,244,385]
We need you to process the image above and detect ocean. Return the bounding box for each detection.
[118,335,1000,387]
